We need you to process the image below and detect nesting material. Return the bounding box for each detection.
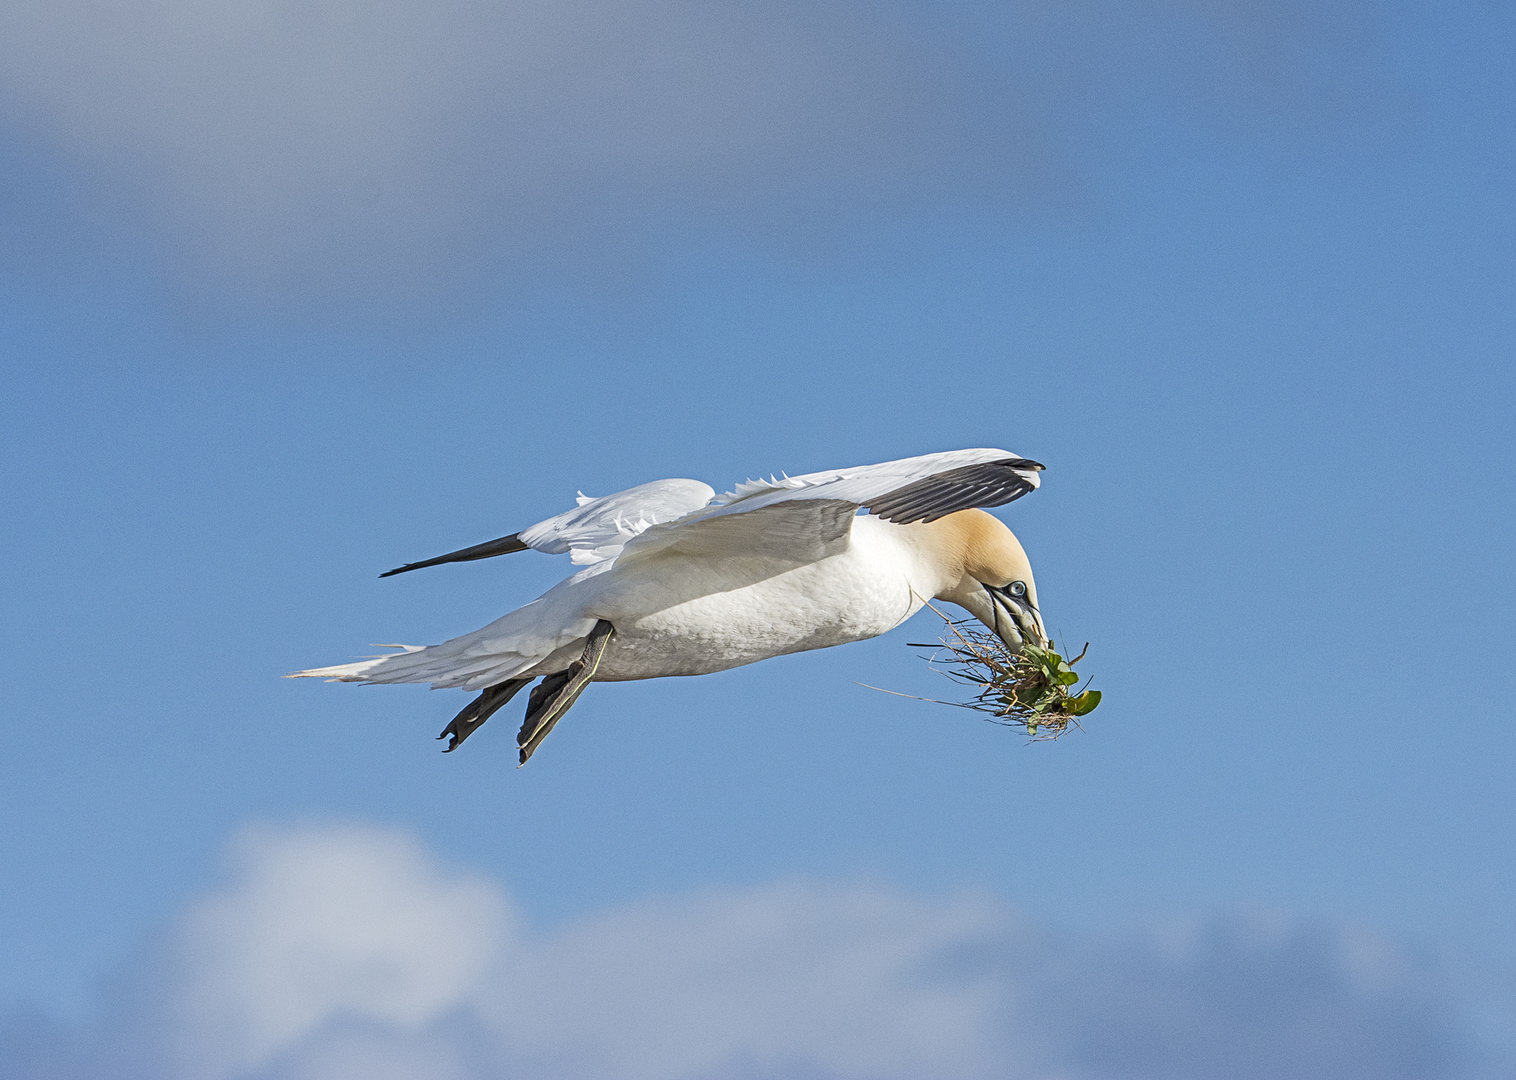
[894,608,1102,739]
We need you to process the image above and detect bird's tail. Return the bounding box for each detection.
[288,602,598,692]
[288,641,548,691]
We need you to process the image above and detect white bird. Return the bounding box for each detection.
[292,449,1048,764]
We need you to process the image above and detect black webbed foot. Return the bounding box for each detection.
[516,620,614,766]
[438,677,531,752]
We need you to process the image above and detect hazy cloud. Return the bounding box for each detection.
[0,0,1387,309]
[480,881,1009,1079]
[3,821,1504,1080]
[150,825,509,1080]
[0,0,1024,306]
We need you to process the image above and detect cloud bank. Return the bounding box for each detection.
[0,0,1385,308]
[3,821,1502,1080]
[0,0,1026,306]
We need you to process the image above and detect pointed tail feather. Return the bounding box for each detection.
[287,643,545,690]
[289,579,601,691]
[286,644,425,683]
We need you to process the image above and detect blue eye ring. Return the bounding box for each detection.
[1008,580,1027,597]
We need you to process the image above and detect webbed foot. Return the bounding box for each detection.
[438,677,531,752]
[516,620,614,766]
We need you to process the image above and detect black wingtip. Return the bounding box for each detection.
[864,457,1047,525]
[379,533,530,578]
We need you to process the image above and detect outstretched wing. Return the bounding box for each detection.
[380,478,716,576]
[618,448,1043,565]
[710,448,1043,524]
[516,479,717,563]
[379,450,1040,576]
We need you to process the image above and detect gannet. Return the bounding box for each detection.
[292,449,1048,764]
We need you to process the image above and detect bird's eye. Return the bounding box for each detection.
[1008,581,1027,597]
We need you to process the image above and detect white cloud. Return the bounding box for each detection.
[151,824,509,1080]
[4,821,1499,1080]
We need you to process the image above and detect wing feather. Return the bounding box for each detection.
[517,478,716,563]
[617,448,1043,564]
[865,458,1044,523]
[618,499,857,565]
[382,478,717,576]
[702,449,1042,523]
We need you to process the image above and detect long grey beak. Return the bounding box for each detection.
[987,586,1047,651]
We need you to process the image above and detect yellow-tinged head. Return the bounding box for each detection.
[918,509,1046,650]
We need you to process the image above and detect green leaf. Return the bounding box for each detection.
[1018,685,1050,706]
[1065,690,1102,716]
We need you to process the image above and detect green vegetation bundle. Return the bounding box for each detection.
[880,606,1102,739]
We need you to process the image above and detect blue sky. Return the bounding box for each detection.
[1,2,1513,1078]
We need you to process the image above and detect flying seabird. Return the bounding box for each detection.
[291,448,1049,764]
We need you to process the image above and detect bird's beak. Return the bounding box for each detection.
[986,585,1047,652]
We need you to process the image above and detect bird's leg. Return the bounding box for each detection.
[438,677,531,752]
[516,620,614,766]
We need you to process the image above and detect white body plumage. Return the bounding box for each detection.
[564,514,935,681]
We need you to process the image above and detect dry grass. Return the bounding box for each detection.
[868,605,1102,740]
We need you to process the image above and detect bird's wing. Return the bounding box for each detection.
[711,448,1044,523]
[623,498,862,565]
[617,449,1043,564]
[381,478,716,576]
[380,451,1040,576]
[516,479,716,563]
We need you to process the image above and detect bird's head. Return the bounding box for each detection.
[924,509,1046,651]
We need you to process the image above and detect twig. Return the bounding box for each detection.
[861,605,1101,741]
